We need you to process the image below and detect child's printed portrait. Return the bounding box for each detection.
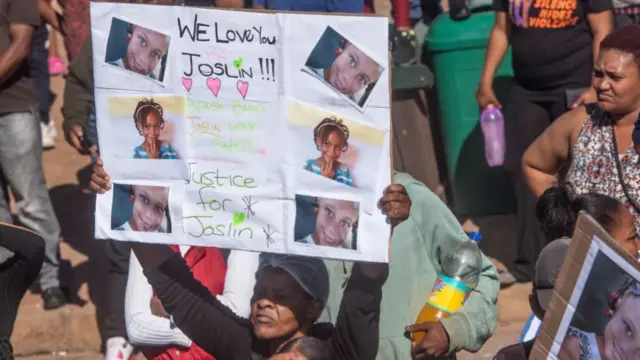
[543,237,640,360]
[302,26,384,110]
[102,95,186,162]
[105,17,170,82]
[304,116,353,187]
[294,195,359,250]
[132,98,179,160]
[287,100,387,198]
[111,183,172,233]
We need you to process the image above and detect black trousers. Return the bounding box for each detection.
[103,239,131,340]
[503,83,572,281]
[28,24,51,126]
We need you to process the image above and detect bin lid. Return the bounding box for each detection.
[426,11,497,53]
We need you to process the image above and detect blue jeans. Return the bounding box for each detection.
[0,111,61,290]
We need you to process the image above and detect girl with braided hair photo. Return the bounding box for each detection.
[132,98,180,160]
[304,116,354,187]
[559,277,640,360]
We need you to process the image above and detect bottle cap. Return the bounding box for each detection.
[468,232,482,242]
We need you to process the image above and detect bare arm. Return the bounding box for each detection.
[0,24,33,85]
[522,107,585,197]
[479,12,510,91]
[38,0,60,31]
[558,336,582,360]
[587,11,613,64]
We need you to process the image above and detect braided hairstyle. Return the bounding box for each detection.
[133,98,165,135]
[599,25,640,155]
[606,277,640,317]
[313,116,350,152]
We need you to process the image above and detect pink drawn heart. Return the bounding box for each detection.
[206,77,221,97]
[257,149,267,156]
[236,80,249,99]
[182,77,192,92]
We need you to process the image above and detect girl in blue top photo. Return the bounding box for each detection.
[304,116,354,186]
[132,98,179,159]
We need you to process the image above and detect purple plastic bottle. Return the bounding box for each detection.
[480,105,505,167]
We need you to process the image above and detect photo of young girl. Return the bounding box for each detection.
[302,26,384,110]
[111,183,171,234]
[559,277,640,360]
[304,116,354,187]
[132,98,179,160]
[105,17,170,82]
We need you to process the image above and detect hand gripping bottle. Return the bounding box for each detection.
[480,105,505,167]
[411,232,483,343]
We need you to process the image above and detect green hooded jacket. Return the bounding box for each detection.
[319,172,499,359]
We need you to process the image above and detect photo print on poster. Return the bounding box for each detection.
[111,183,172,234]
[105,96,186,161]
[551,239,640,359]
[287,100,387,198]
[294,194,360,251]
[301,26,385,111]
[104,17,170,83]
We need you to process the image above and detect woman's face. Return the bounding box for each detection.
[603,294,640,360]
[317,131,345,162]
[251,268,312,341]
[140,112,162,142]
[313,198,358,247]
[608,207,640,258]
[594,49,640,115]
[126,26,169,75]
[325,43,380,96]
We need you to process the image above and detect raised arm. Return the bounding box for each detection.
[124,252,192,348]
[522,106,585,197]
[329,263,389,360]
[131,243,254,359]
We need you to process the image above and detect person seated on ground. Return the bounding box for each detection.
[320,172,500,360]
[126,247,260,360]
[494,237,571,360]
[518,186,640,344]
[0,223,46,360]
[89,156,408,360]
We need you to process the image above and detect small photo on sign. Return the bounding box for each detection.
[111,183,172,234]
[287,100,386,193]
[302,26,384,111]
[105,96,185,160]
[553,246,640,359]
[104,17,170,83]
[294,194,359,250]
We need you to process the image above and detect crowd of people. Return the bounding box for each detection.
[0,0,640,359]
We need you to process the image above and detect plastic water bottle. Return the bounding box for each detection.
[480,105,505,167]
[411,233,483,343]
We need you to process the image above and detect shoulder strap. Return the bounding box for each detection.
[610,129,640,214]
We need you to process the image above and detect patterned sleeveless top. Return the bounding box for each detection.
[564,105,640,234]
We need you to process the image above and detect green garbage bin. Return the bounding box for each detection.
[426,11,515,216]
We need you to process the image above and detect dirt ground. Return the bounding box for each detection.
[13,51,533,360]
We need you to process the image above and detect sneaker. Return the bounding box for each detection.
[105,337,135,360]
[41,121,57,150]
[42,287,68,310]
[392,28,419,66]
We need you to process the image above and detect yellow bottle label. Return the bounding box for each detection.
[425,275,470,314]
